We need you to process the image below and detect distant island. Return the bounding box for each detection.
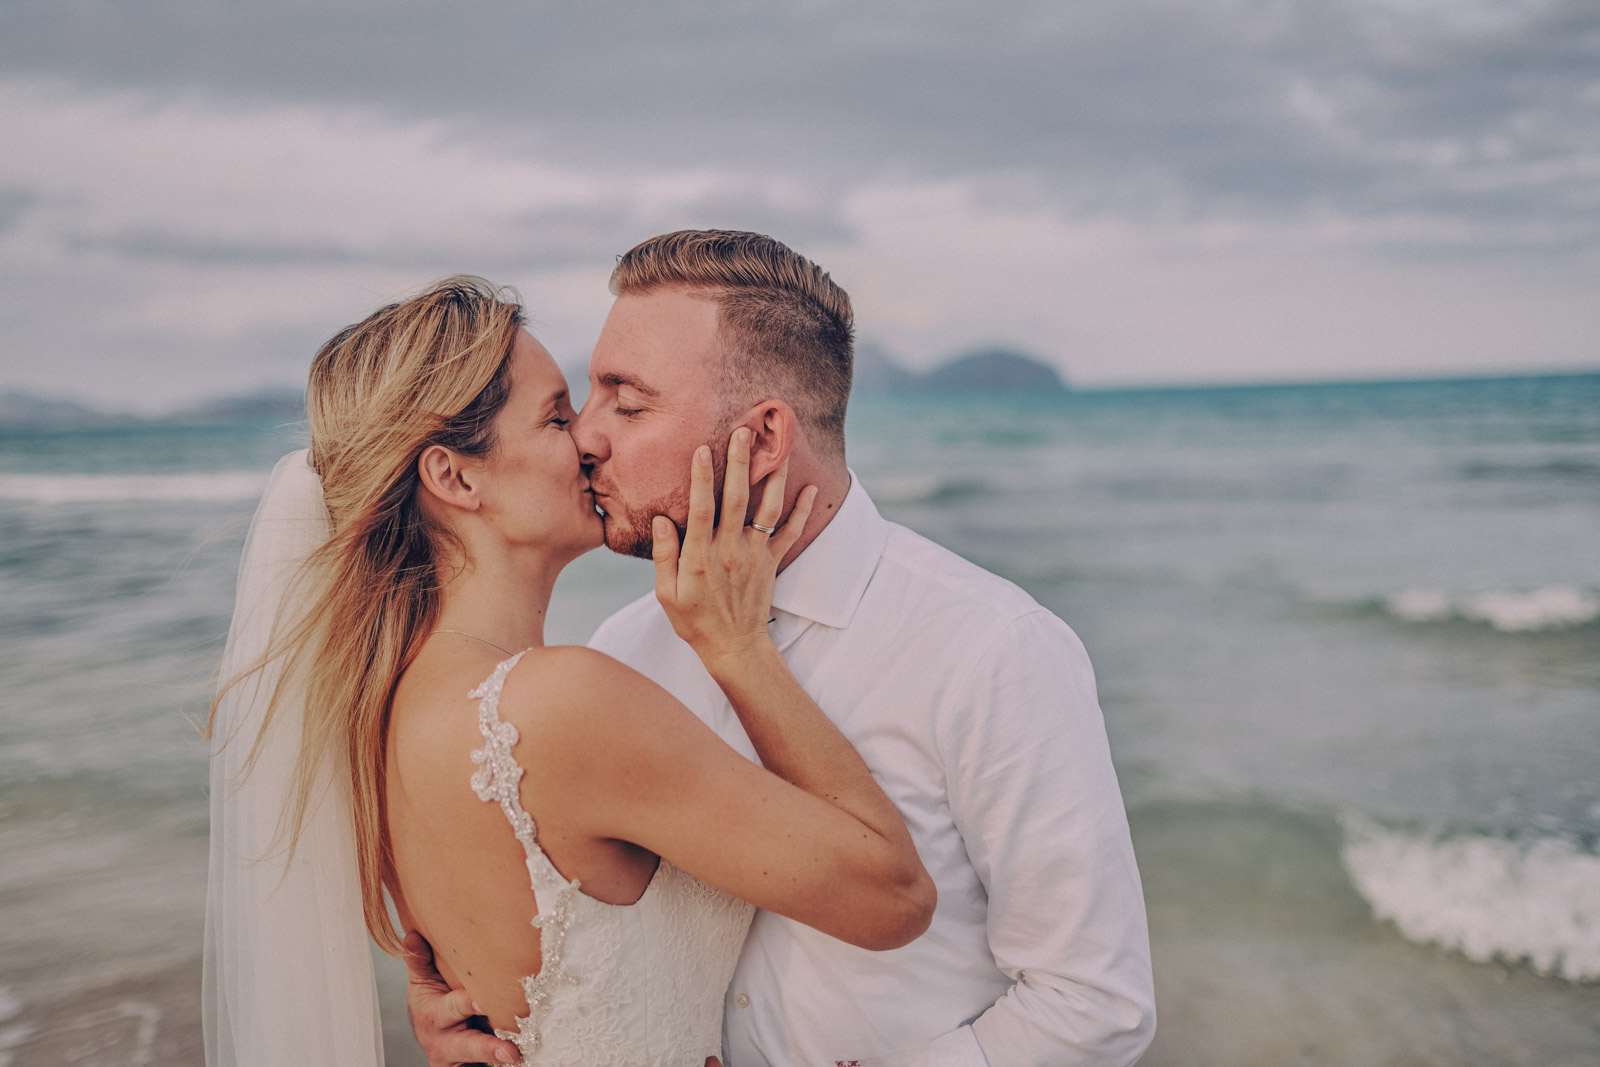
[854,346,1068,396]
[168,387,306,424]
[0,391,124,430]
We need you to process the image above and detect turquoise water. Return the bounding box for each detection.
[2,375,1597,1063]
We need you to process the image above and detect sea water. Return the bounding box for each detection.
[1,375,1597,1064]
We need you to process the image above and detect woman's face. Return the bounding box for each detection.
[476,329,603,559]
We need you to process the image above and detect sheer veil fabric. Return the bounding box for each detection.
[203,449,384,1067]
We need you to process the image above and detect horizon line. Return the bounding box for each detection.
[2,364,1597,421]
[1064,365,1600,396]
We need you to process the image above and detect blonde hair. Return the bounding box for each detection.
[208,275,525,953]
[611,230,854,451]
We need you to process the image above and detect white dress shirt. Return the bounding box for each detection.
[589,476,1155,1067]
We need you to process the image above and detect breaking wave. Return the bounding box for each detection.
[1342,819,1600,982]
[0,472,268,504]
[1383,586,1599,633]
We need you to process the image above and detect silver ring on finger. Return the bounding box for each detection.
[749,521,777,535]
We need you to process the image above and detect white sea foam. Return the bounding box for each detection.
[1342,819,1600,981]
[0,472,267,504]
[1384,589,1455,623]
[1385,586,1600,632]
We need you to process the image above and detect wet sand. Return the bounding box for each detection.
[5,804,1596,1065]
[0,948,425,1067]
[1132,804,1600,1067]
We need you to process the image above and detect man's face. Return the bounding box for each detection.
[572,287,731,558]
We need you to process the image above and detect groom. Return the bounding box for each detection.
[411,230,1155,1066]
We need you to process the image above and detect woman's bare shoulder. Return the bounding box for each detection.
[496,646,708,798]
[505,645,651,700]
[497,645,672,736]
[509,644,640,687]
[387,646,652,802]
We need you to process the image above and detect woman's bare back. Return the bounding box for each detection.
[386,644,753,1062]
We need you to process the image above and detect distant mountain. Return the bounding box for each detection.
[0,390,129,429]
[170,387,306,424]
[853,344,920,394]
[853,346,1067,396]
[920,348,1068,393]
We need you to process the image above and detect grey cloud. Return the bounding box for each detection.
[49,193,855,274]
[3,0,1597,248]
[63,229,360,266]
[0,187,42,236]
[56,227,592,273]
[503,195,854,268]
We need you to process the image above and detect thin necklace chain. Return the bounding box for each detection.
[432,629,518,656]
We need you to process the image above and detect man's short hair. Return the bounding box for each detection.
[610,229,854,454]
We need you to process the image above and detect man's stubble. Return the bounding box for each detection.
[597,434,732,560]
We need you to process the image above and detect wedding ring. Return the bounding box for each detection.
[750,521,777,535]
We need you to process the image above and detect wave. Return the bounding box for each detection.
[1341,818,1600,982]
[861,473,996,506]
[0,472,268,504]
[1383,586,1599,632]
[1459,457,1600,483]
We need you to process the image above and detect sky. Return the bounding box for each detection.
[2,0,1597,410]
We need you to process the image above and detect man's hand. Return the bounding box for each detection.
[403,930,520,1066]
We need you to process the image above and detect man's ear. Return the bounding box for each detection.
[743,400,796,483]
[417,445,482,512]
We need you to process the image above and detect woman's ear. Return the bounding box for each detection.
[417,445,482,512]
[744,400,796,483]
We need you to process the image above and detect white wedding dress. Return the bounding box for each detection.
[205,450,753,1067]
[468,652,754,1065]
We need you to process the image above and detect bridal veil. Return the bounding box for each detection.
[203,449,384,1066]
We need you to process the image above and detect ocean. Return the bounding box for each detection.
[1,374,1597,1064]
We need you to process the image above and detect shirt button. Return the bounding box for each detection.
[734,993,751,1009]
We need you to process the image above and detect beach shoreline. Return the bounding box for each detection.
[5,802,1598,1065]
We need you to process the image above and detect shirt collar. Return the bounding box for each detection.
[769,470,888,630]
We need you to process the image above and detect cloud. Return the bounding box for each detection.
[0,187,41,236]
[821,174,1600,382]
[0,78,865,404]
[62,230,360,267]
[4,0,1596,245]
[0,2,1596,406]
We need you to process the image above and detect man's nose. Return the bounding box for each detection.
[570,399,606,463]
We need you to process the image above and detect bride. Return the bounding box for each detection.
[203,277,934,1066]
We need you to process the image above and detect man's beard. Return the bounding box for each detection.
[600,483,687,559]
[596,443,730,560]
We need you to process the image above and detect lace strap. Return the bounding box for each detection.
[467,652,582,1061]
[468,652,563,888]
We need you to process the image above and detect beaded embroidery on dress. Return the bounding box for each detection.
[469,652,755,1066]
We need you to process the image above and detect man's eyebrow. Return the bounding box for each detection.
[597,371,661,399]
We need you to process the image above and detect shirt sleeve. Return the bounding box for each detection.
[917,609,1155,1067]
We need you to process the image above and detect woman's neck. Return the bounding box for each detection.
[435,546,561,654]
